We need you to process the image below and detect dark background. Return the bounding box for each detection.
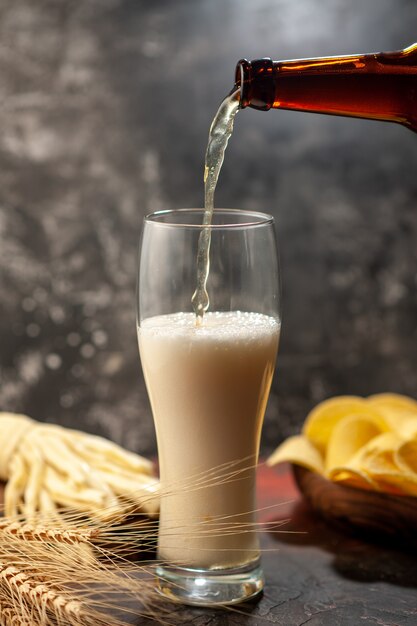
[1,0,416,457]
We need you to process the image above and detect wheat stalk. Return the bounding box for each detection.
[0,513,165,626]
[0,550,160,626]
[0,600,32,626]
[0,562,83,622]
[0,519,101,545]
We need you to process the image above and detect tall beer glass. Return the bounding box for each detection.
[137,209,280,606]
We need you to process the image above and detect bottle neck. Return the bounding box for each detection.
[235,58,275,110]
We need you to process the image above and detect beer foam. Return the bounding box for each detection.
[139,311,280,343]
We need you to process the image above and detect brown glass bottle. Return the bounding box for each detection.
[235,44,417,131]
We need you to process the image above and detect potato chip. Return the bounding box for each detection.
[367,392,417,414]
[303,396,384,453]
[395,439,417,476]
[366,394,417,439]
[393,414,417,439]
[341,432,417,495]
[325,413,386,472]
[328,433,400,493]
[267,435,324,475]
[365,409,417,439]
[328,467,378,491]
[348,432,402,469]
[374,475,417,497]
[366,447,417,496]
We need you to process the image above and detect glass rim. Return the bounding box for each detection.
[144,208,274,229]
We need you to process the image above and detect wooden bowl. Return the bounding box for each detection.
[292,465,417,548]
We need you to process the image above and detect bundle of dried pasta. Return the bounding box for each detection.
[268,393,417,496]
[0,412,159,521]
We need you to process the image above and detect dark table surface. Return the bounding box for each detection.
[127,464,417,625]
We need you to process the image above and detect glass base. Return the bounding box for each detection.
[155,561,264,607]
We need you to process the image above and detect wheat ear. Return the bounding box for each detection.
[0,600,32,626]
[0,562,83,616]
[0,519,101,545]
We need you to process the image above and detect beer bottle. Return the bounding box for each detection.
[235,44,417,131]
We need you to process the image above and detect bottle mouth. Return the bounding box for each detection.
[234,58,274,111]
[235,59,251,108]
